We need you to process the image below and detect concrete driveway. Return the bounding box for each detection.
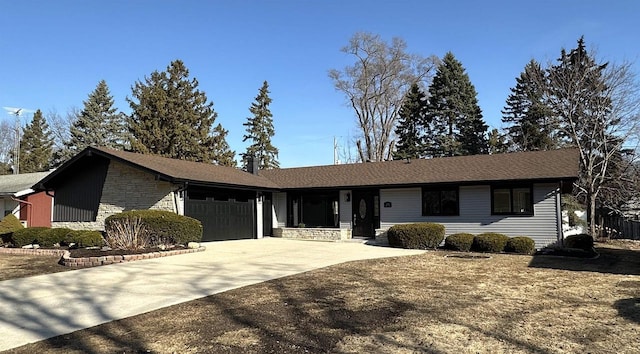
[0,238,424,351]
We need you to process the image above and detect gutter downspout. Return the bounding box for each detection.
[11,196,32,228]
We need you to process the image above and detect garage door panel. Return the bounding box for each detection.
[185,199,254,241]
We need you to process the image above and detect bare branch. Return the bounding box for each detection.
[329,32,438,162]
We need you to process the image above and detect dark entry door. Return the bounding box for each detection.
[352,190,378,238]
[262,193,273,236]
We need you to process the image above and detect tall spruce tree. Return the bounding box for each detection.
[128,60,232,164]
[393,83,428,159]
[211,123,237,167]
[61,80,125,162]
[502,60,556,151]
[19,109,53,173]
[425,52,488,157]
[242,81,279,169]
[487,128,508,154]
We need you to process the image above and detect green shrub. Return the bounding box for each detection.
[0,214,24,238]
[68,230,104,247]
[387,223,445,249]
[43,228,74,246]
[564,234,593,251]
[444,233,475,251]
[11,227,50,247]
[36,228,64,247]
[505,236,536,254]
[105,210,202,245]
[472,232,510,253]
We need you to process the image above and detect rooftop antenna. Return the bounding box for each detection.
[3,107,35,174]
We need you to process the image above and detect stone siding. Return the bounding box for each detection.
[272,227,352,241]
[52,221,104,231]
[60,161,178,231]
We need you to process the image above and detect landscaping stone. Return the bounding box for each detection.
[21,244,40,249]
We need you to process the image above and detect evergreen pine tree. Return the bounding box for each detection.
[242,81,279,169]
[425,52,488,157]
[211,124,237,167]
[19,109,53,173]
[128,60,231,164]
[393,83,427,159]
[502,60,556,151]
[487,128,508,154]
[61,80,125,162]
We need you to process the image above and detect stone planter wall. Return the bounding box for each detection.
[60,246,206,268]
[0,245,205,268]
[272,227,351,241]
[0,248,66,256]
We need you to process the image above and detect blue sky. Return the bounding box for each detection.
[1,0,638,167]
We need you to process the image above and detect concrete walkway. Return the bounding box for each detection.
[0,238,424,351]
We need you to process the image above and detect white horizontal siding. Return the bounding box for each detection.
[379,183,560,248]
[272,192,287,228]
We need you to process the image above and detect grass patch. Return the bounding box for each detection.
[0,254,71,281]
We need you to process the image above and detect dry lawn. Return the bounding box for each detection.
[0,254,71,281]
[5,241,640,354]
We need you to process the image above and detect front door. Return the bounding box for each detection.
[262,193,273,236]
[352,190,378,238]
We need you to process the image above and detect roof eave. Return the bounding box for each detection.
[276,176,579,191]
[177,179,281,192]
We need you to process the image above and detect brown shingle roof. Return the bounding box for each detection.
[38,147,579,192]
[96,147,281,189]
[60,147,280,189]
[260,149,580,189]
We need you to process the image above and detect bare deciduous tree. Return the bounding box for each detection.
[47,108,78,166]
[329,32,439,162]
[0,120,15,173]
[545,38,640,236]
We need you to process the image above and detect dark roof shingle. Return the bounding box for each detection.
[260,149,580,189]
[38,147,580,192]
[39,147,280,190]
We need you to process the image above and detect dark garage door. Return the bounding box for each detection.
[185,199,255,241]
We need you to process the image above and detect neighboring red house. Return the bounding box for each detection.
[17,190,54,227]
[0,172,53,227]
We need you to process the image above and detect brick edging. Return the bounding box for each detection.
[0,248,67,256]
[61,246,207,268]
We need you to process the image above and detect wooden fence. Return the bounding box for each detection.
[603,216,640,240]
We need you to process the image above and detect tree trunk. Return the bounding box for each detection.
[589,194,597,238]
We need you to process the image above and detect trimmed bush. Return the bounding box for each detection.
[387,223,445,249]
[11,227,50,247]
[68,230,104,247]
[564,233,593,251]
[0,214,24,241]
[44,228,74,246]
[105,210,203,245]
[472,232,510,253]
[444,233,475,251]
[505,236,536,254]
